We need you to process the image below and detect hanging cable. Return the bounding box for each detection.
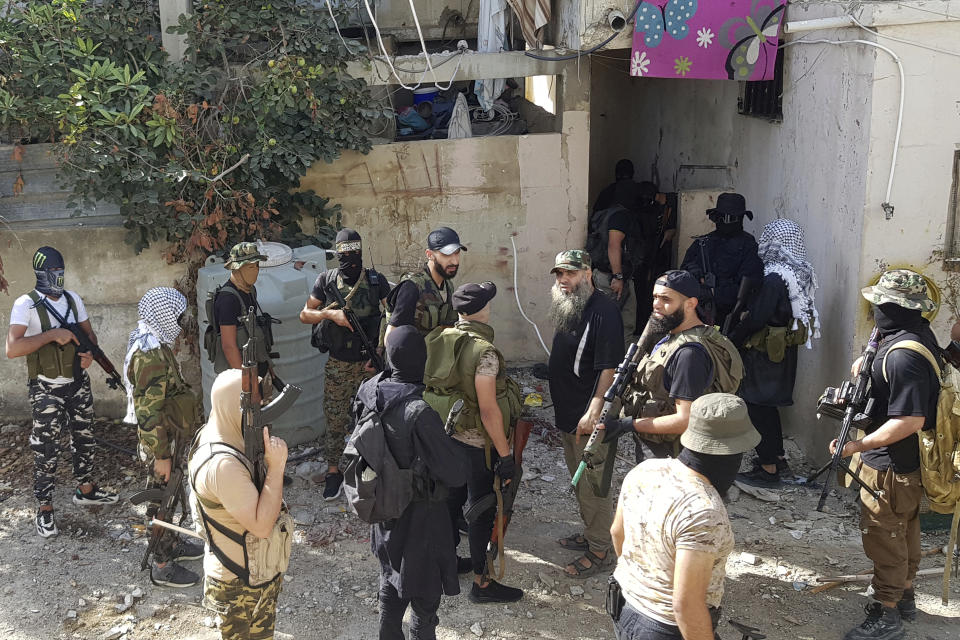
[324,0,352,51]
[510,235,551,357]
[362,0,429,90]
[524,0,642,62]
[850,15,960,58]
[406,0,460,90]
[781,38,904,219]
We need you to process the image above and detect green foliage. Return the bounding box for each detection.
[0,0,384,262]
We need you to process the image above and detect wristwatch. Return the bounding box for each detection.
[612,273,624,281]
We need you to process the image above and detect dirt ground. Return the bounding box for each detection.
[1,369,958,640]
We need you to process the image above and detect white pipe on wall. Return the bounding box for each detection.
[783,15,856,34]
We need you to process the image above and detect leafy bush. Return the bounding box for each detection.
[0,0,383,262]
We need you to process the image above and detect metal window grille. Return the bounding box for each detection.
[737,47,784,121]
[944,150,960,267]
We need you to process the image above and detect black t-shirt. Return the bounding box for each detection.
[311,268,390,306]
[548,291,625,432]
[863,328,941,473]
[213,280,257,327]
[386,280,422,327]
[663,342,714,400]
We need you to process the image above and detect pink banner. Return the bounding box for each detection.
[629,0,787,81]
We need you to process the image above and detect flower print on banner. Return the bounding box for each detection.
[629,0,786,80]
[696,27,714,48]
[631,50,651,77]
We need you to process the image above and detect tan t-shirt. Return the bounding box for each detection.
[190,448,260,582]
[451,349,500,447]
[613,458,734,626]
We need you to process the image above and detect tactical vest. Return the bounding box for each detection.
[314,269,383,362]
[621,325,744,438]
[422,320,522,441]
[742,322,809,363]
[204,284,271,373]
[26,290,79,382]
[393,268,457,336]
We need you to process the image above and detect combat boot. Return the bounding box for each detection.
[843,601,904,640]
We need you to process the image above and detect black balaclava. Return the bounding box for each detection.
[386,325,427,384]
[873,302,923,333]
[335,228,363,285]
[677,448,743,497]
[614,158,634,182]
[711,215,744,237]
[33,246,66,297]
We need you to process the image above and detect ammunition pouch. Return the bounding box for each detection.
[743,323,809,363]
[26,290,79,381]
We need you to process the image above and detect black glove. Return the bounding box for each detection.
[601,416,635,443]
[494,454,516,481]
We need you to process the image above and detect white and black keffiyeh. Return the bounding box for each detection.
[757,218,821,347]
[123,287,188,424]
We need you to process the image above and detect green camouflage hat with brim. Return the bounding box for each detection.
[860,269,936,312]
[224,242,268,270]
[550,249,591,274]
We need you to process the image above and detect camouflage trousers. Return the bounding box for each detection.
[322,358,371,467]
[28,373,95,506]
[203,574,283,640]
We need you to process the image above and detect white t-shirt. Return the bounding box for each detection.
[10,290,89,384]
[613,458,734,627]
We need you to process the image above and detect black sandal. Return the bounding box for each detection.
[556,533,589,551]
[564,549,610,579]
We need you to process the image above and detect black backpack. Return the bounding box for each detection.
[585,204,632,273]
[342,405,418,524]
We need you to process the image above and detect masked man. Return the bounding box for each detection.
[6,246,118,538]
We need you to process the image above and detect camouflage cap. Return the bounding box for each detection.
[223,242,268,270]
[860,269,936,312]
[550,249,591,274]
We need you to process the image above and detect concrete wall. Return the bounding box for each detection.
[0,230,189,419]
[299,69,592,363]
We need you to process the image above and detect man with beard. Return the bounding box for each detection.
[609,394,760,640]
[357,325,468,639]
[300,229,390,500]
[831,270,940,640]
[547,250,625,578]
[589,271,743,459]
[385,227,466,341]
[6,246,119,538]
[679,193,763,327]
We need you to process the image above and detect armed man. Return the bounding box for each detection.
[124,287,204,587]
[422,282,525,604]
[300,228,390,501]
[5,246,118,538]
[207,242,273,378]
[831,270,941,640]
[588,270,743,459]
[679,193,763,327]
[384,226,465,341]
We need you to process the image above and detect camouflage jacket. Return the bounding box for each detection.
[128,345,200,459]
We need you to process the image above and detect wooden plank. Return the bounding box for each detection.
[0,144,58,173]
[0,168,67,198]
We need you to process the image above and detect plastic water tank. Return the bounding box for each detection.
[196,241,328,445]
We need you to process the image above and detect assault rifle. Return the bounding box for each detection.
[130,437,190,570]
[329,279,385,372]
[240,307,301,490]
[722,275,761,339]
[34,297,122,389]
[810,326,882,511]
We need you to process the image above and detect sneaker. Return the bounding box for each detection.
[36,509,58,538]
[323,472,344,501]
[72,485,119,506]
[468,580,524,604]
[897,588,917,622]
[150,562,200,588]
[457,556,474,575]
[843,602,904,640]
[172,538,205,562]
[736,467,781,489]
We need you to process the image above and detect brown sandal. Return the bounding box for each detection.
[556,533,589,551]
[564,549,610,579]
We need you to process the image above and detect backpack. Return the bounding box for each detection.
[342,405,417,524]
[586,205,631,273]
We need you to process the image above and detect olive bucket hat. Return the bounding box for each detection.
[680,393,761,456]
[860,269,936,313]
[224,242,268,270]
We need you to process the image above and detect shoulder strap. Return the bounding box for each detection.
[61,291,78,324]
[882,340,942,382]
[28,291,54,331]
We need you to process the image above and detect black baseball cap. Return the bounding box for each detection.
[453,282,496,315]
[655,270,701,299]
[427,227,467,255]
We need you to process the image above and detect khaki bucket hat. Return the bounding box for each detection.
[680,393,761,455]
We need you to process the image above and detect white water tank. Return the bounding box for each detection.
[196,241,328,445]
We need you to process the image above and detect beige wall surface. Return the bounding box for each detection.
[0,230,189,420]
[300,72,592,363]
